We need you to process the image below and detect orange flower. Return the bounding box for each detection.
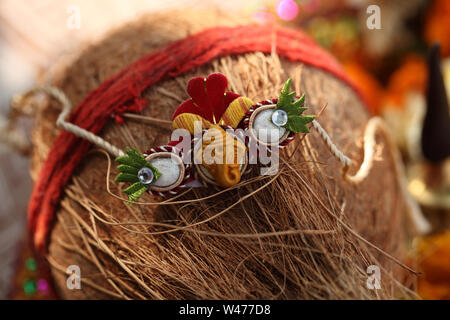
[343,62,383,114]
[382,55,428,108]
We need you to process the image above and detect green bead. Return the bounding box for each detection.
[25,258,37,271]
[23,279,36,296]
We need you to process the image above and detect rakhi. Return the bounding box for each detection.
[20,73,386,201]
[114,73,316,199]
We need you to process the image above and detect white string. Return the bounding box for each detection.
[312,117,430,234]
[16,86,125,158]
[312,117,383,184]
[311,118,380,184]
[311,119,352,168]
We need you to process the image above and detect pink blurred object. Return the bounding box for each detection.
[253,8,275,24]
[37,278,49,294]
[276,0,299,21]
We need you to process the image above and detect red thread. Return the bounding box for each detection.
[28,25,367,254]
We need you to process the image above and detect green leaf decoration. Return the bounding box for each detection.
[151,164,161,181]
[117,164,139,175]
[275,79,315,133]
[115,173,139,183]
[123,182,145,195]
[116,155,143,168]
[126,148,149,166]
[114,147,162,202]
[128,186,148,202]
[284,115,316,133]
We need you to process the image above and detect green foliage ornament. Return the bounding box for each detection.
[115,148,161,202]
[275,78,315,133]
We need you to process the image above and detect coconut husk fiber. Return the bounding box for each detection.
[29,10,418,299]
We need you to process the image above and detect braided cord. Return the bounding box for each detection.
[18,86,125,157]
[311,118,378,184]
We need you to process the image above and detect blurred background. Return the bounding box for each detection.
[0,0,449,299]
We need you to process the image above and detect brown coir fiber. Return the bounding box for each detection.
[29,11,417,299]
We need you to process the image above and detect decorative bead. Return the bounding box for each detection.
[138,167,154,185]
[37,278,49,294]
[276,0,299,21]
[149,157,180,188]
[253,108,287,143]
[25,258,37,271]
[271,109,288,127]
[23,279,36,296]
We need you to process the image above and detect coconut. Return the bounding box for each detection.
[28,11,416,299]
